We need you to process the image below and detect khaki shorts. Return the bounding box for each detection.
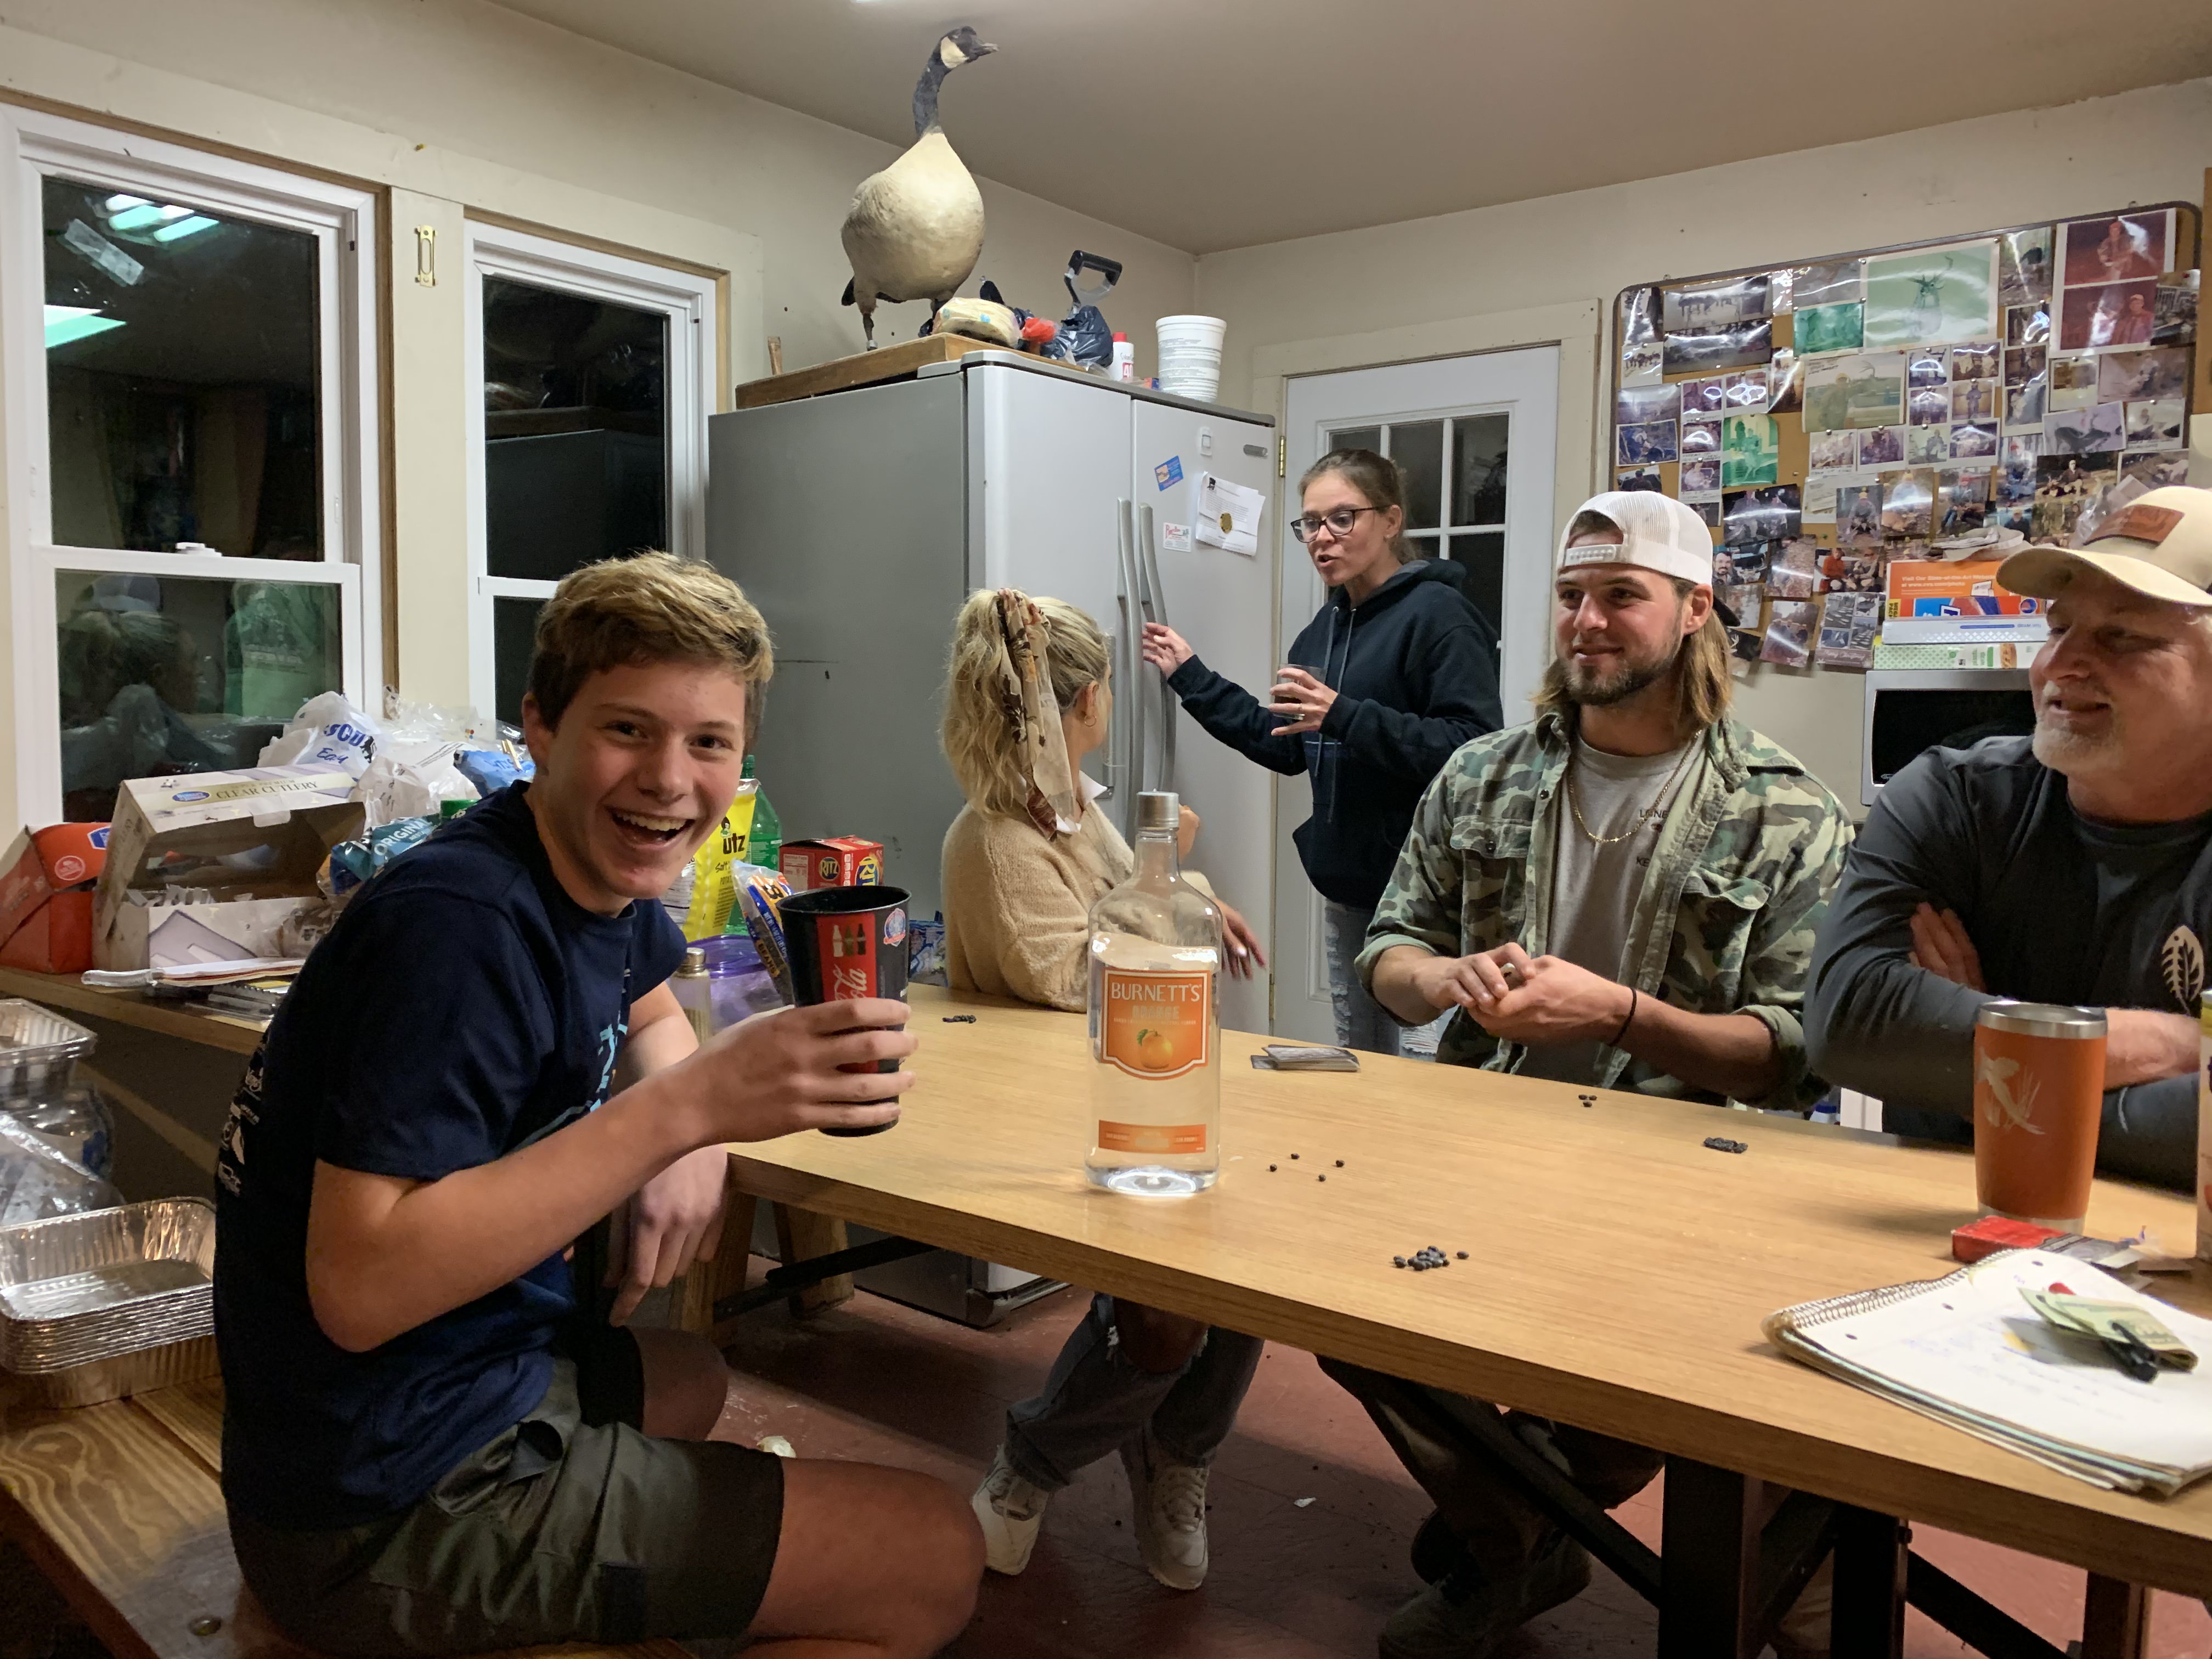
[231,1328,784,1656]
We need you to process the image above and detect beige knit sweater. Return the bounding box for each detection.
[941,795,1131,1014]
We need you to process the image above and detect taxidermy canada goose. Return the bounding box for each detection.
[840,26,997,348]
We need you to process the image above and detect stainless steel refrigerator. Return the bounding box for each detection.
[706,349,1279,1324]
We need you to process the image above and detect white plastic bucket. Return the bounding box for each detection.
[1155,314,1226,400]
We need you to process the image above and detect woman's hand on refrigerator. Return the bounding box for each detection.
[1266,667,1339,735]
[1141,622,1194,673]
[1217,901,1267,978]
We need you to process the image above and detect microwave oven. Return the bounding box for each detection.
[1860,669,2035,808]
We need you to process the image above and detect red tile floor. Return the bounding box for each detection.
[714,1271,2212,1658]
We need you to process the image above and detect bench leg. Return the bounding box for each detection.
[2079,1574,2148,1659]
[772,1203,854,1316]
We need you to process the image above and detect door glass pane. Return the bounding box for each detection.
[1389,420,1443,531]
[1452,414,1510,527]
[484,278,668,582]
[43,176,322,558]
[1446,532,1505,637]
[1327,425,1380,456]
[494,596,547,726]
[56,569,340,820]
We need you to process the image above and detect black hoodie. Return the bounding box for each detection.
[1165,558,1503,909]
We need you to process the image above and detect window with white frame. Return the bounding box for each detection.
[464,225,716,725]
[1,108,380,824]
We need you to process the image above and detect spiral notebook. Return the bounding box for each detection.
[1764,1250,2212,1495]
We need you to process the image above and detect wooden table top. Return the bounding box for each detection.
[0,967,266,1057]
[727,984,2212,1596]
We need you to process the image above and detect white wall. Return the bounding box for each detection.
[0,0,1195,829]
[1197,78,2212,806]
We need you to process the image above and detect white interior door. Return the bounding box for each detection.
[1272,347,1559,1043]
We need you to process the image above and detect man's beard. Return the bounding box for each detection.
[1562,635,1681,707]
[2030,699,2125,775]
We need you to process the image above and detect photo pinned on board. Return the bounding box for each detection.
[1938,468,1991,534]
[1620,285,1660,347]
[2121,450,2190,491]
[2005,303,2050,348]
[1622,340,1664,386]
[1769,537,1821,600]
[1792,259,1864,311]
[2033,450,2119,544]
[2057,211,2169,287]
[1729,625,1766,666]
[1719,583,1765,624]
[1724,369,1771,412]
[1907,385,1951,427]
[1680,417,1722,455]
[1720,413,1780,486]
[1716,545,1770,586]
[1801,472,1841,522]
[1997,225,2053,306]
[1616,382,1683,427]
[1766,350,1804,416]
[2058,279,2159,351]
[1795,301,1865,356]
[2096,345,2191,403]
[1617,420,1679,465]
[1663,274,1773,331]
[1905,424,1951,466]
[2123,399,2185,451]
[1997,433,2043,503]
[1686,496,1723,529]
[1881,469,1936,538]
[2047,354,2100,411]
[2046,403,2125,456]
[1863,240,1999,350]
[2004,343,2046,386]
[1815,591,1882,669]
[1803,352,1906,432]
[1949,421,1998,460]
[1723,484,1802,548]
[1616,465,1667,493]
[1769,267,1798,315]
[2152,269,2197,346]
[1905,347,1949,389]
[1680,456,1723,494]
[1836,482,1884,548]
[1664,317,1774,375]
[2004,378,2046,428]
[1679,374,1731,420]
[1823,552,1886,595]
[1949,379,1999,424]
[1760,599,1817,668]
[1950,341,2000,382]
[1858,425,1905,467]
[1807,429,1858,472]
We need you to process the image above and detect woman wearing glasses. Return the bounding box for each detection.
[1141,448,1502,1054]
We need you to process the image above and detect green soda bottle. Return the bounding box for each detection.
[743,754,782,871]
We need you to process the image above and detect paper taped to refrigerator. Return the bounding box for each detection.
[1194,473,1265,556]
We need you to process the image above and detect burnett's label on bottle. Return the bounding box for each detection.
[1097,966,1211,1080]
[1096,1120,1210,1155]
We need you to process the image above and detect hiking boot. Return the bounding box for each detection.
[1118,1430,1210,1590]
[970,1444,1051,1576]
[1378,1532,1592,1659]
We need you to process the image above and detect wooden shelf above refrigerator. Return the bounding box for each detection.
[734,334,1063,410]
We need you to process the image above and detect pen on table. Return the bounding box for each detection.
[2103,1325,2159,1383]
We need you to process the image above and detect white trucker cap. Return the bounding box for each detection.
[1997,485,2212,610]
[1557,491,1718,588]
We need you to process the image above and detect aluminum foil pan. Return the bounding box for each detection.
[12,1332,217,1408]
[0,1198,213,1374]
[0,998,95,1102]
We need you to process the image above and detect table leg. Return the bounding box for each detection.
[1830,1507,1906,1659]
[772,1204,855,1316]
[1658,1458,1762,1659]
[2079,1574,2148,1659]
[678,1178,758,1346]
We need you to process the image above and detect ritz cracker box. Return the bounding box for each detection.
[93,767,365,971]
[778,836,884,894]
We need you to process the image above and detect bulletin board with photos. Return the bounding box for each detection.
[1610,202,2201,673]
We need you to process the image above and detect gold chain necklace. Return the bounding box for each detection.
[1565,738,1697,845]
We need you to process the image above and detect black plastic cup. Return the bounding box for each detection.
[779,884,911,1136]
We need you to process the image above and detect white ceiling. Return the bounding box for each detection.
[486,0,2212,254]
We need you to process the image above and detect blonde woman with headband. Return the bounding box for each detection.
[940,589,1265,1593]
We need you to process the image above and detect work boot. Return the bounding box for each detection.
[970,1444,1051,1576]
[1378,1532,1592,1659]
[1119,1429,1210,1590]
[1410,1510,1471,1584]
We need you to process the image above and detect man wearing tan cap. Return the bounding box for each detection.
[1809,485,2212,1187]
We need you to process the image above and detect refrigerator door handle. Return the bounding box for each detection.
[1137,505,1176,792]
[1113,498,1144,833]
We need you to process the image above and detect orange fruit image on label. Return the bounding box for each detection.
[1098,967,1211,1080]
[1097,1120,1209,1155]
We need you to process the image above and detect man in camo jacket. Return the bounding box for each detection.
[1326,490,1854,1659]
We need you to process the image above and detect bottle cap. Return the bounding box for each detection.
[1113,332,1128,342]
[682,946,707,974]
[1137,791,1178,833]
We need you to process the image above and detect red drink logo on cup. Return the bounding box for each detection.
[822,915,877,1002]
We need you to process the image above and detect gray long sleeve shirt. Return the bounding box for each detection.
[1805,736,2207,1190]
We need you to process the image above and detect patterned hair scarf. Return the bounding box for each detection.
[991,589,1080,838]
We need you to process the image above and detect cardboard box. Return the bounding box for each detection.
[1883,558,2040,619]
[778,836,884,893]
[93,768,364,970]
[0,825,110,974]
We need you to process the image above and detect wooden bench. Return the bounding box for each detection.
[0,1373,689,1659]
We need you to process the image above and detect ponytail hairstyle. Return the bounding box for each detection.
[942,589,1110,829]
[1299,448,1414,563]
